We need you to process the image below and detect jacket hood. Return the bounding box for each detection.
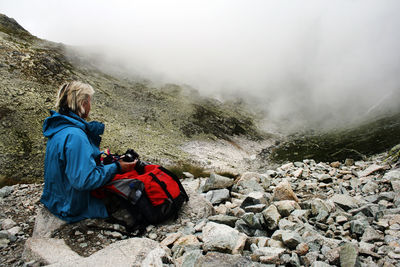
[43,110,104,146]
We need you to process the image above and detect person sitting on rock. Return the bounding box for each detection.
[41,81,136,223]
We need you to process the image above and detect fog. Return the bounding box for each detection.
[2,0,400,131]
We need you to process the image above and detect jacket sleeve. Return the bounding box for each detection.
[64,130,118,191]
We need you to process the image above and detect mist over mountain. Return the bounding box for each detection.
[3,0,400,132]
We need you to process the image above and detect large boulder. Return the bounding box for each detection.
[46,238,171,267]
[32,206,67,238]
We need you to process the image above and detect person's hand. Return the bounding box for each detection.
[118,159,137,173]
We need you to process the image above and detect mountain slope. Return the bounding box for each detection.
[0,14,265,186]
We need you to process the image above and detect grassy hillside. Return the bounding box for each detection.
[0,14,264,186]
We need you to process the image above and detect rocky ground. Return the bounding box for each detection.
[1,147,400,266]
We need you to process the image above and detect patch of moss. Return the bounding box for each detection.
[167,162,211,178]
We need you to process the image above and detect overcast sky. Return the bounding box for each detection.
[2,0,400,131]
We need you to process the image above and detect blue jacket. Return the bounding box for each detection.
[41,110,119,223]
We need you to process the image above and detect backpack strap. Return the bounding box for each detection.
[158,166,189,202]
[149,173,174,202]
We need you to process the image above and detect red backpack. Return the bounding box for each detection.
[92,164,189,232]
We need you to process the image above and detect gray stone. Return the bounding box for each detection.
[180,188,215,220]
[252,247,286,264]
[281,231,303,249]
[309,198,335,216]
[318,174,333,183]
[361,227,383,242]
[339,243,359,267]
[362,181,379,194]
[1,218,16,230]
[244,204,266,213]
[23,238,82,265]
[205,189,230,205]
[278,218,297,230]
[235,219,256,236]
[0,238,10,248]
[274,200,301,217]
[330,194,359,211]
[0,186,13,198]
[311,261,332,267]
[358,164,385,177]
[180,249,202,267]
[383,170,400,181]
[242,213,264,230]
[262,205,281,230]
[240,192,269,209]
[208,214,238,227]
[349,219,368,236]
[32,207,67,238]
[193,251,254,267]
[202,173,234,192]
[316,210,329,223]
[202,222,247,254]
[290,252,301,267]
[44,238,170,267]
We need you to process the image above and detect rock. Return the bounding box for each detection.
[358,164,385,177]
[311,261,332,267]
[205,189,230,205]
[202,222,247,254]
[350,219,369,235]
[242,213,264,230]
[180,188,215,220]
[318,174,333,183]
[339,243,359,267]
[361,227,383,242]
[244,204,266,213]
[0,186,13,198]
[331,161,341,168]
[281,231,303,249]
[235,172,270,194]
[208,214,238,227]
[292,168,303,178]
[40,238,170,267]
[202,173,234,192]
[0,238,10,248]
[240,191,270,209]
[161,232,182,247]
[23,238,82,265]
[345,159,355,166]
[251,247,286,264]
[262,205,281,230]
[309,198,335,216]
[278,218,296,230]
[274,200,300,217]
[362,181,379,194]
[141,247,171,267]
[182,172,194,178]
[234,219,255,237]
[194,251,254,267]
[173,235,201,250]
[7,226,21,236]
[31,207,66,238]
[383,170,400,181]
[330,194,359,211]
[273,180,299,202]
[179,249,202,267]
[1,218,16,230]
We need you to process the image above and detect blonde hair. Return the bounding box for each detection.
[55,81,94,117]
